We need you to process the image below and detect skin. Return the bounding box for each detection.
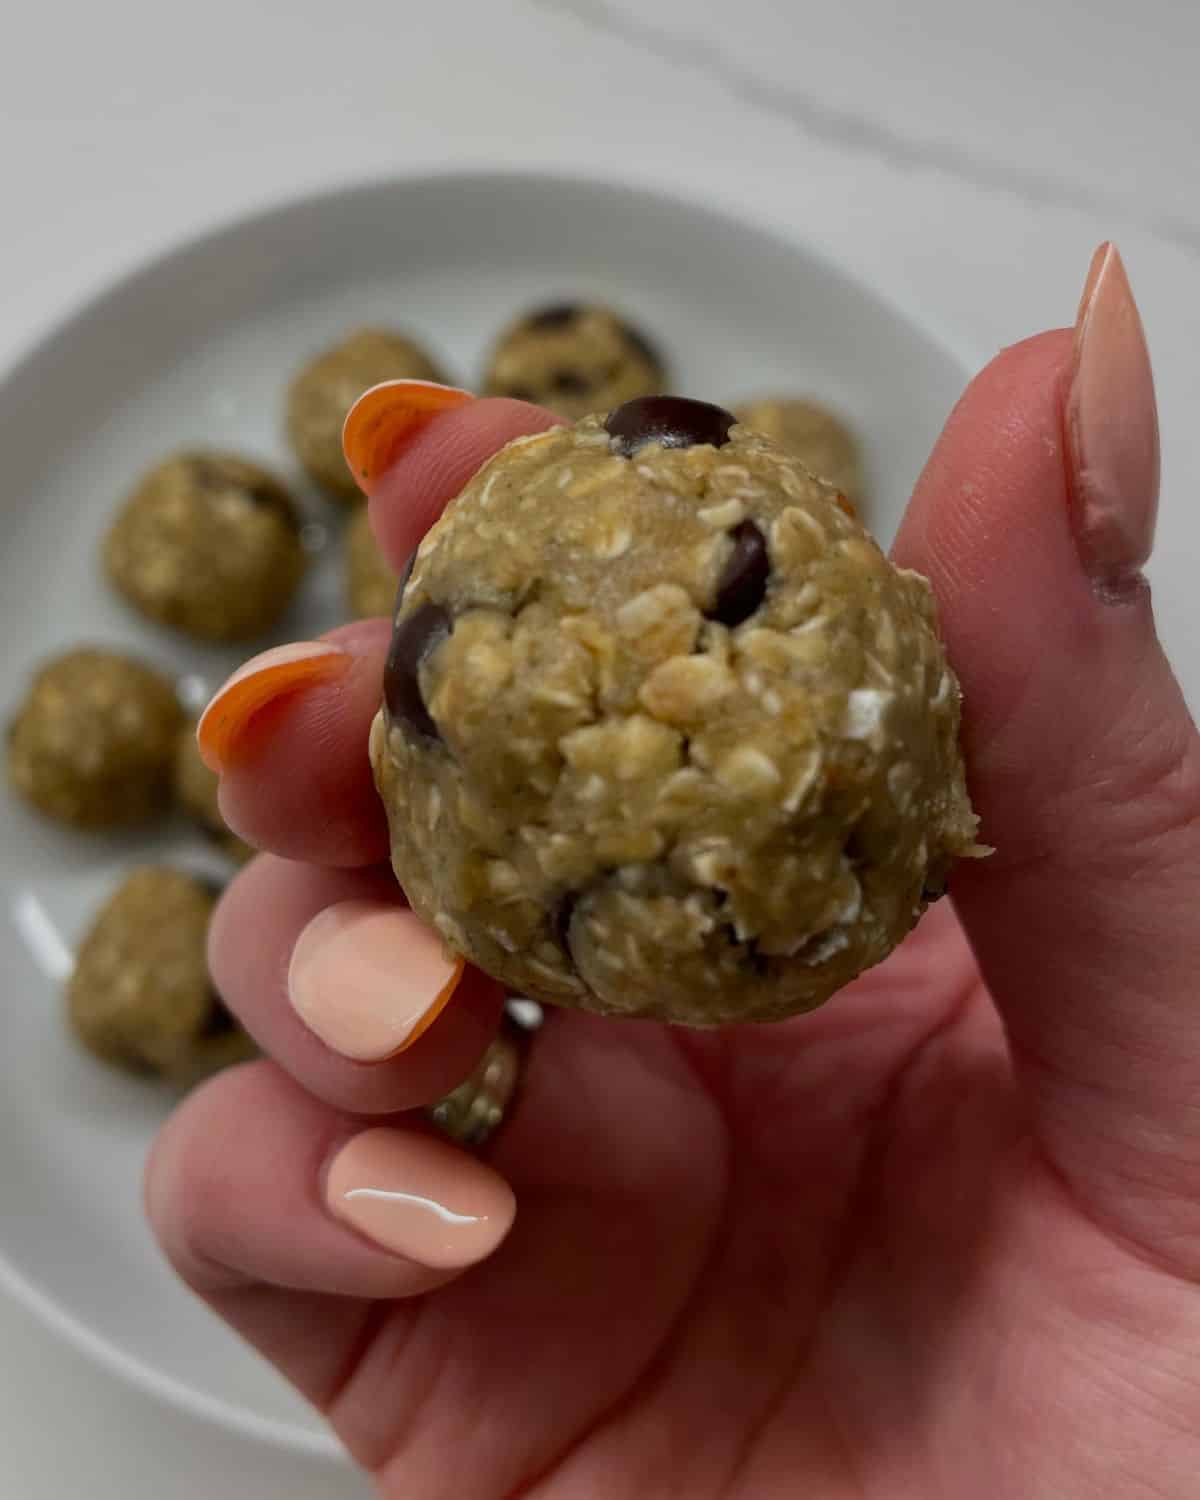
[146,334,1200,1498]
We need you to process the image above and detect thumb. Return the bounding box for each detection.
[895,245,1200,1269]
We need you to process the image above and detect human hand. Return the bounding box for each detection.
[147,245,1200,1498]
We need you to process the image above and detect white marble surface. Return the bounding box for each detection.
[1,1,1196,1492]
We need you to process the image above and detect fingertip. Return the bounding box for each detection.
[148,1061,505,1301]
[196,641,351,773]
[342,379,475,497]
[324,1126,516,1272]
[895,327,1074,573]
[892,326,1083,752]
[213,625,392,866]
[368,397,563,569]
[209,856,506,1116]
[286,898,466,1064]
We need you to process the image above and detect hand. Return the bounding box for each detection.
[146,246,1200,1498]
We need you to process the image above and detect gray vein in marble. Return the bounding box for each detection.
[529,0,1200,258]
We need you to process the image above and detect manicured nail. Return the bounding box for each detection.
[343,379,475,497]
[325,1126,515,1269]
[1064,243,1160,591]
[288,900,464,1061]
[196,642,349,772]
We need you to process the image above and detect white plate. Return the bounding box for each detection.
[0,170,968,1456]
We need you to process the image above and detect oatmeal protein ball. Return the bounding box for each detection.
[733,397,865,508]
[67,866,255,1083]
[371,396,983,1025]
[104,451,306,641]
[8,648,183,829]
[345,502,399,617]
[287,328,447,502]
[483,303,666,420]
[173,721,255,863]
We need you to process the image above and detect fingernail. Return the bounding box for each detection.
[288,900,464,1061]
[343,379,475,497]
[196,641,349,772]
[325,1126,515,1269]
[1065,242,1160,591]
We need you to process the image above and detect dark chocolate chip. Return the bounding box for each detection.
[393,549,417,611]
[199,990,237,1039]
[242,482,297,528]
[526,303,581,330]
[719,922,769,976]
[551,369,593,397]
[190,458,294,526]
[708,520,769,627]
[743,937,770,978]
[190,458,236,491]
[605,396,736,457]
[618,320,664,375]
[384,601,452,742]
[552,891,578,957]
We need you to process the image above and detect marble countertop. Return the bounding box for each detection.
[2,1,1196,1492]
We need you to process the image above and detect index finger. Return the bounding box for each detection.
[206,393,558,866]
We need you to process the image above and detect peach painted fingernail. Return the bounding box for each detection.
[196,641,349,772]
[326,1127,515,1269]
[288,900,464,1061]
[1064,243,1160,593]
[343,379,475,497]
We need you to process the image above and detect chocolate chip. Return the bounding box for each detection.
[719,922,769,976]
[190,458,236,491]
[552,891,578,957]
[618,320,664,374]
[199,990,237,1039]
[605,396,736,457]
[526,303,581,330]
[384,601,452,742]
[242,482,292,518]
[191,458,294,527]
[708,521,769,626]
[744,938,770,978]
[394,549,417,611]
[551,369,593,397]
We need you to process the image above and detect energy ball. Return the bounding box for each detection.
[483,303,665,420]
[67,867,255,1083]
[104,451,306,641]
[371,396,982,1026]
[7,648,183,829]
[733,397,865,508]
[173,722,255,863]
[345,503,399,617]
[287,328,447,502]
[164,996,258,1092]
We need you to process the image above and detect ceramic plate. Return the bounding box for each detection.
[0,170,968,1456]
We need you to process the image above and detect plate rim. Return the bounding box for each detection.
[0,164,978,398]
[0,164,971,1458]
[0,1250,344,1459]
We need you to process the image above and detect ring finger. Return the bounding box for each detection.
[210,854,505,1116]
